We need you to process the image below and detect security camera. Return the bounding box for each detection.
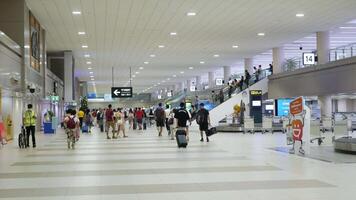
[299,46,303,50]
[28,84,36,93]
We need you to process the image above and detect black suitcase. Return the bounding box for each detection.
[18,126,26,149]
[143,122,147,130]
[205,127,217,137]
[133,121,137,130]
[176,129,187,148]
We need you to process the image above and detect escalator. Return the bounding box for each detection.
[209,71,270,126]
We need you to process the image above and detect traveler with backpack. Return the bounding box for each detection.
[196,103,211,142]
[23,104,37,148]
[105,104,116,139]
[64,109,80,149]
[154,103,166,136]
[174,102,191,146]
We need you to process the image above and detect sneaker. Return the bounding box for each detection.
[200,138,204,142]
[113,136,118,139]
[33,145,36,148]
[206,138,209,142]
[123,135,128,138]
[107,136,111,139]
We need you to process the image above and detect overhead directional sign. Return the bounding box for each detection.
[111,87,133,98]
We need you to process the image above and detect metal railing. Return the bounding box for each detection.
[329,43,356,62]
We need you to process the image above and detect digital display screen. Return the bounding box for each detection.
[275,98,292,116]
[265,104,274,110]
[252,100,261,106]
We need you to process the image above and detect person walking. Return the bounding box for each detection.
[169,108,176,140]
[105,104,116,139]
[154,103,166,136]
[174,102,191,140]
[115,108,127,137]
[196,103,211,142]
[211,90,216,105]
[135,107,144,130]
[228,83,233,98]
[164,104,171,135]
[97,108,104,132]
[23,104,37,148]
[64,109,80,149]
[77,109,85,129]
[84,109,93,133]
[128,109,134,130]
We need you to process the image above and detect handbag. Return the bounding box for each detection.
[205,127,217,137]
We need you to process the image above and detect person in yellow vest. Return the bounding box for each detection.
[23,104,37,148]
[77,109,85,129]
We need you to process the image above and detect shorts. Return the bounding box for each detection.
[137,119,143,124]
[199,123,209,131]
[156,119,165,127]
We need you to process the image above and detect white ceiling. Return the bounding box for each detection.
[26,0,356,94]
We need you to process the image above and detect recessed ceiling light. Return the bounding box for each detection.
[90,75,94,78]
[84,54,90,58]
[167,78,171,80]
[296,13,304,17]
[82,45,88,48]
[72,11,81,15]
[162,80,166,83]
[213,54,220,57]
[257,33,265,36]
[132,75,136,78]
[91,78,95,81]
[180,71,184,74]
[139,67,144,70]
[232,45,239,48]
[200,61,205,64]
[89,71,93,74]
[78,32,86,35]
[88,67,92,70]
[158,83,161,85]
[149,54,156,57]
[144,61,149,64]
[158,45,165,48]
[340,26,356,29]
[186,12,196,16]
[135,71,139,74]
[189,67,194,70]
[170,32,177,36]
[86,61,92,64]
[173,74,177,77]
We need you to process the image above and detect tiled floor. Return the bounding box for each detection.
[0,125,355,200]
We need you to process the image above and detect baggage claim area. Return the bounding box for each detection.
[1,0,356,199]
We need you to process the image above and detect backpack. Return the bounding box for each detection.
[67,117,76,129]
[155,108,165,121]
[196,110,207,125]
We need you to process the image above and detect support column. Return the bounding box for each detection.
[244,58,253,73]
[186,79,191,91]
[208,72,215,89]
[223,66,231,84]
[317,31,330,65]
[195,76,202,91]
[272,47,284,74]
[64,51,74,102]
[318,95,332,118]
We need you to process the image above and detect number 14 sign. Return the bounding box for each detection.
[303,53,315,65]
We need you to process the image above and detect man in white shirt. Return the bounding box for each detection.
[164,105,171,135]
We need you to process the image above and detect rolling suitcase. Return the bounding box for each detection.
[82,124,89,133]
[176,129,187,148]
[133,120,137,130]
[143,121,147,130]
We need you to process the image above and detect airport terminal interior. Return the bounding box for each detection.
[1,0,356,199]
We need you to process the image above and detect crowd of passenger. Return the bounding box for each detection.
[63,102,211,149]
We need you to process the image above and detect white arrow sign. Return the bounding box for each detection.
[113,89,121,96]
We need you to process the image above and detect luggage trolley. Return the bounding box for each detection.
[310,119,325,145]
[321,117,334,133]
[243,117,255,134]
[262,117,273,134]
